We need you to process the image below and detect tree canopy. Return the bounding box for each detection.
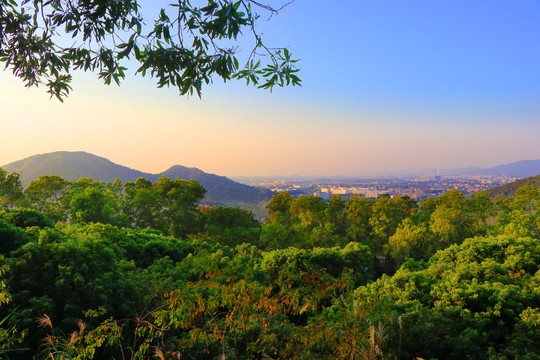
[1,169,540,359]
[0,0,300,100]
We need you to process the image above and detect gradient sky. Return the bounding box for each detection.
[1,0,540,177]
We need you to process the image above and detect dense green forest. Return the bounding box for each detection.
[0,168,538,359]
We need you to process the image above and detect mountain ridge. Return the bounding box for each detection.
[1,151,274,207]
[370,159,540,178]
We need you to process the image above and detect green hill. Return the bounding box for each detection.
[2,151,148,186]
[485,174,540,197]
[2,151,274,208]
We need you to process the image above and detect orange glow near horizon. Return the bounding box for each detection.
[1,70,540,178]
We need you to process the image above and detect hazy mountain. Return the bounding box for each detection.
[2,151,274,207]
[373,160,540,178]
[470,159,540,178]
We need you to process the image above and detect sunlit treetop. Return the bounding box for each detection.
[0,0,300,100]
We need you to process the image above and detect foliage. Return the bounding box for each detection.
[266,191,294,225]
[429,189,468,242]
[345,195,373,244]
[263,194,351,250]
[368,194,416,259]
[486,174,540,198]
[0,173,539,359]
[24,241,373,359]
[2,171,212,240]
[0,220,31,255]
[67,178,126,226]
[385,218,434,267]
[0,0,300,100]
[261,243,373,288]
[25,175,70,223]
[351,235,540,359]
[0,169,24,209]
[496,185,540,238]
[200,206,261,247]
[0,269,27,358]
[124,176,207,237]
[0,208,53,229]
[2,236,138,354]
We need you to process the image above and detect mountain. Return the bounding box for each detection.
[375,160,540,178]
[2,151,274,207]
[470,160,540,178]
[485,174,540,198]
[2,151,148,186]
[159,165,273,205]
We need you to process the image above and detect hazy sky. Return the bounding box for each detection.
[1,0,540,177]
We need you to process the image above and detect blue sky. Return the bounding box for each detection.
[1,0,539,177]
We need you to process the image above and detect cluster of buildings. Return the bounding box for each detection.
[314,187,385,200]
[240,175,515,201]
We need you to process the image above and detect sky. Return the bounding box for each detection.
[1,0,540,177]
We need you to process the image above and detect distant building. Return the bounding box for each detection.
[314,191,330,200]
[365,190,383,198]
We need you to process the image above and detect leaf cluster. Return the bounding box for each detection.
[0,0,300,100]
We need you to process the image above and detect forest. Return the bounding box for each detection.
[0,169,538,359]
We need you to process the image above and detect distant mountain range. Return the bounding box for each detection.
[3,152,540,205]
[233,159,540,182]
[377,159,540,178]
[1,151,274,207]
[467,160,540,178]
